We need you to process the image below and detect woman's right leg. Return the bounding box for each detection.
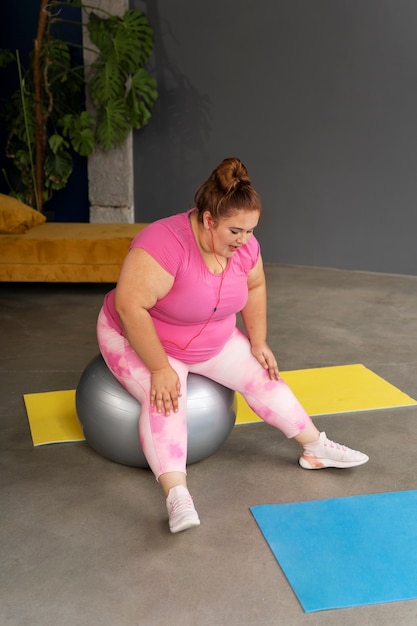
[96,308,190,482]
[97,309,200,533]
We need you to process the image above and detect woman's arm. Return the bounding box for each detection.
[241,255,267,345]
[114,247,180,415]
[241,255,280,380]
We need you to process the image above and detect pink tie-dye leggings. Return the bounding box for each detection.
[97,307,311,480]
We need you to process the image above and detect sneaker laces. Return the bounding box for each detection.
[316,433,363,458]
[322,436,347,451]
[168,493,195,515]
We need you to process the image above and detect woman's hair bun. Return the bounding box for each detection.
[214,157,251,195]
[194,156,261,219]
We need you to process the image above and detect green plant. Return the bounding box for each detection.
[0,0,157,212]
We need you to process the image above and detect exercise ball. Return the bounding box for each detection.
[75,355,236,468]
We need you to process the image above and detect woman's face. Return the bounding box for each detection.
[209,210,260,257]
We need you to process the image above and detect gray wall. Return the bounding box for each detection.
[132,0,417,276]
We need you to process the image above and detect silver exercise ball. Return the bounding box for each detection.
[75,355,237,468]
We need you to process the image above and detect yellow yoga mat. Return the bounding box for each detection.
[24,389,82,446]
[24,364,417,446]
[235,363,417,424]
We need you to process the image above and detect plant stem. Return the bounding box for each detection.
[16,50,39,211]
[33,0,49,212]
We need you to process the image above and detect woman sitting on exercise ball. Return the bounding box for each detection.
[96,157,369,533]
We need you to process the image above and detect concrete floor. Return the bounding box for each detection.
[1,264,417,626]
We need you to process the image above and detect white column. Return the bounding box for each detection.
[82,0,134,223]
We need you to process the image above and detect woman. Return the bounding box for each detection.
[97,157,368,534]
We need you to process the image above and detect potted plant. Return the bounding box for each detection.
[0,0,157,213]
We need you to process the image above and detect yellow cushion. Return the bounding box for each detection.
[0,194,46,234]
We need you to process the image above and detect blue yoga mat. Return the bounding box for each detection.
[251,490,417,612]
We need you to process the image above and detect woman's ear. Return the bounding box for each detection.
[203,212,213,229]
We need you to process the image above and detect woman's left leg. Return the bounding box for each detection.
[192,328,369,469]
[192,328,312,438]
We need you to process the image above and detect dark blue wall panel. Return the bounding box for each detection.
[0,0,89,222]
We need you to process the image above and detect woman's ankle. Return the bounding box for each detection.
[159,471,187,497]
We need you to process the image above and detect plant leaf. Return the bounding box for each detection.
[87,13,121,55]
[88,10,153,70]
[59,111,95,156]
[95,99,131,150]
[89,58,125,104]
[127,68,157,128]
[44,150,73,190]
[49,133,69,154]
[112,12,153,70]
[0,48,16,68]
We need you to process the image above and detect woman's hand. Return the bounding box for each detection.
[150,365,182,416]
[251,342,280,381]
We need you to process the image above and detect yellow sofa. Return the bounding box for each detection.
[0,222,146,283]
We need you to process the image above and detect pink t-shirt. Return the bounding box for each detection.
[103,210,260,363]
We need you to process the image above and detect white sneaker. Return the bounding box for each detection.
[299,431,369,469]
[166,485,200,533]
